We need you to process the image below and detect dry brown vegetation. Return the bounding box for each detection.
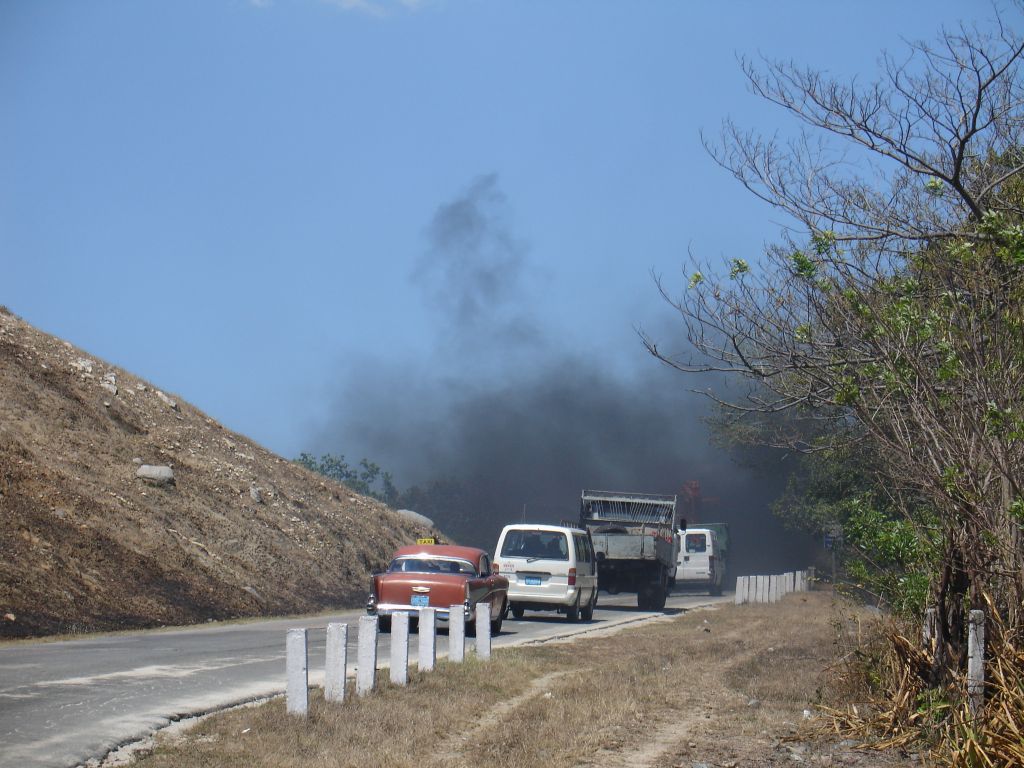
[125,592,924,768]
[0,307,430,638]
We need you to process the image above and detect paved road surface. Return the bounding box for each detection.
[0,592,729,768]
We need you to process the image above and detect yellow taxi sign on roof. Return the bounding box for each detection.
[416,537,436,545]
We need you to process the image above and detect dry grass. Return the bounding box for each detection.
[823,607,1024,768]
[126,593,922,768]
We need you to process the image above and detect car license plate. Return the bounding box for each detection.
[525,576,542,586]
[411,595,429,607]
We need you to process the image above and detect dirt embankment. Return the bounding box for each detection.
[0,306,431,638]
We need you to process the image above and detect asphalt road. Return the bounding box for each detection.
[0,591,729,768]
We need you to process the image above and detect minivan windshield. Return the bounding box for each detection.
[500,530,569,561]
[685,534,707,553]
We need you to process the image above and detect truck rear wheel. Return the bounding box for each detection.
[650,584,667,611]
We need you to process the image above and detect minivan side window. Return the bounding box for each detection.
[574,534,587,562]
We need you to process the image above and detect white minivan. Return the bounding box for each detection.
[494,524,599,621]
[675,528,724,595]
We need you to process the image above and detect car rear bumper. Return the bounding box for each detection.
[506,585,578,607]
[369,602,472,622]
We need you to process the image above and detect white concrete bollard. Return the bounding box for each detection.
[391,612,410,686]
[356,615,378,696]
[419,608,437,672]
[449,605,466,662]
[735,576,747,605]
[968,609,986,715]
[475,602,491,660]
[325,622,348,703]
[922,607,937,650]
[755,575,766,604]
[286,628,308,716]
[768,575,778,603]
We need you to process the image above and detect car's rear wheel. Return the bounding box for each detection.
[566,595,580,622]
[377,615,392,633]
[491,600,505,635]
[511,605,525,619]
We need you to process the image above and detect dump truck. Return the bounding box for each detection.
[579,489,681,611]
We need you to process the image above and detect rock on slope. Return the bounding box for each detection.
[0,307,431,638]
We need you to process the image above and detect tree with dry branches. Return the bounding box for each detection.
[644,8,1024,691]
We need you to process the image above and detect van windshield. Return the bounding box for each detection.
[500,530,569,561]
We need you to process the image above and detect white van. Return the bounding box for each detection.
[494,524,599,621]
[675,528,724,595]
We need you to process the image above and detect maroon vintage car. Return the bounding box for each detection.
[367,543,509,635]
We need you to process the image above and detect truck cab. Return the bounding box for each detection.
[675,527,725,596]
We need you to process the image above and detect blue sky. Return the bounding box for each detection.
[2,0,989,468]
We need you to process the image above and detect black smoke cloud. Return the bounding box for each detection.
[312,174,814,575]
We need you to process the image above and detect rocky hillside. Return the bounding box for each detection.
[0,307,432,638]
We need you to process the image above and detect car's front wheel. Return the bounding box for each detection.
[511,605,525,619]
[377,615,392,633]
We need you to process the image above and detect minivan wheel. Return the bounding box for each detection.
[581,590,596,621]
[566,595,580,622]
[511,605,525,619]
[378,615,392,633]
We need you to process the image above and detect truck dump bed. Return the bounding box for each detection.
[579,490,677,527]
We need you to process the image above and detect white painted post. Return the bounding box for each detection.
[922,607,937,651]
[325,622,348,703]
[356,615,378,696]
[968,609,985,716]
[449,605,466,663]
[419,608,436,672]
[475,602,491,660]
[734,576,746,605]
[768,575,778,603]
[756,575,766,604]
[789,572,797,594]
[286,628,308,716]
[390,612,410,686]
[796,570,806,592]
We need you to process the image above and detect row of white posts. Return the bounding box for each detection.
[285,604,494,716]
[734,570,810,605]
